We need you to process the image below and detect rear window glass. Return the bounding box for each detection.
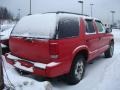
[11,13,57,39]
[85,20,95,33]
[58,15,79,38]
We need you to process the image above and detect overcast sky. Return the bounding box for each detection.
[0,0,120,23]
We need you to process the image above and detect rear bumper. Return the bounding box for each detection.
[5,53,69,77]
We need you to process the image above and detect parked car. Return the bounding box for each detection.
[0,24,14,32]
[0,25,14,54]
[5,12,114,85]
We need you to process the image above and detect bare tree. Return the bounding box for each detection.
[0,7,13,21]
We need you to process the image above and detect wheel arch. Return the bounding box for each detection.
[67,46,89,74]
[72,45,89,63]
[73,49,89,63]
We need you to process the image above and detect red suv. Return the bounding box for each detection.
[5,12,114,85]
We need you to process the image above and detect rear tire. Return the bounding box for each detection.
[104,42,114,58]
[64,55,85,85]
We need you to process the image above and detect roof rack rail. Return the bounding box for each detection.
[56,11,89,16]
[43,11,89,16]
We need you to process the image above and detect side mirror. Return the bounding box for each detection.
[106,28,112,33]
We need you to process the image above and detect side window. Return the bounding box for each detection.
[58,17,79,38]
[85,20,95,33]
[95,21,106,33]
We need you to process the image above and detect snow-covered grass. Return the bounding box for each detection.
[2,29,120,90]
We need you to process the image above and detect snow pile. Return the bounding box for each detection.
[2,56,52,90]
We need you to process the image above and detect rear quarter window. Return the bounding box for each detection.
[58,16,79,39]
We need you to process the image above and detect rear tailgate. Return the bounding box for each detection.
[9,13,57,64]
[9,36,50,63]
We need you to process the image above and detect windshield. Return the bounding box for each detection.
[11,13,57,39]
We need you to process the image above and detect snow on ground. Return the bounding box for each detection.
[2,29,120,90]
[2,56,52,90]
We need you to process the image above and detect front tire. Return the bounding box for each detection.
[64,55,85,85]
[104,42,114,58]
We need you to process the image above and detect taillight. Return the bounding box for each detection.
[49,43,59,59]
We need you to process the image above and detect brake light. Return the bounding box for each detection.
[49,43,59,59]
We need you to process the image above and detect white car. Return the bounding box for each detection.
[0,24,14,54]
